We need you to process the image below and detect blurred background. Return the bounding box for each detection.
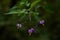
[0,0,60,40]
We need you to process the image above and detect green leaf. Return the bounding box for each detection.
[6,9,26,14]
[26,2,30,7]
[32,12,40,21]
[10,5,17,10]
[29,0,41,10]
[7,11,19,14]
[19,13,26,21]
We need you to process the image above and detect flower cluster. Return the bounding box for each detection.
[16,19,45,36]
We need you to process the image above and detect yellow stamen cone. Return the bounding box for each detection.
[29,32,32,36]
[42,24,44,26]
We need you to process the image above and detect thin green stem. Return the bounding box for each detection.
[29,12,31,22]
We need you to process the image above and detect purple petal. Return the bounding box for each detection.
[17,24,22,28]
[17,24,20,27]
[40,20,45,24]
[19,24,22,27]
[28,29,33,33]
[28,28,35,33]
[30,28,34,32]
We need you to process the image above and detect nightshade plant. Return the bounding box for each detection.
[6,0,47,34]
[0,0,60,40]
[5,0,53,40]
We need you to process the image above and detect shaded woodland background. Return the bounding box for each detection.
[0,0,60,40]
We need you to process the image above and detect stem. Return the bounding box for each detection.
[29,12,31,22]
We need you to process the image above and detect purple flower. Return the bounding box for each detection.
[17,23,22,29]
[30,28,34,32]
[28,28,34,33]
[28,29,33,33]
[40,20,45,24]
[28,28,35,36]
[28,29,32,36]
